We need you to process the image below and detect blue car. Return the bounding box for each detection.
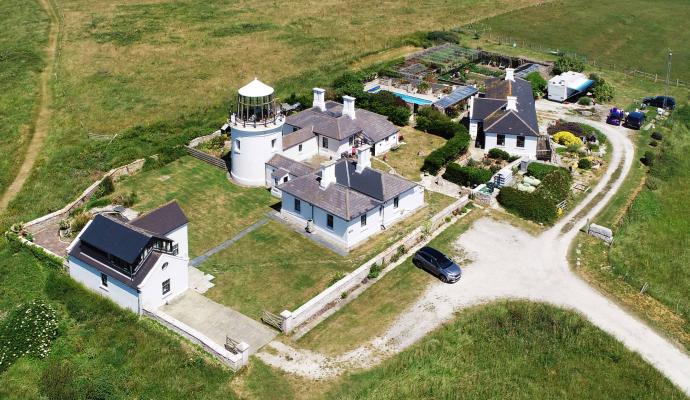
[413,246,462,283]
[624,111,646,130]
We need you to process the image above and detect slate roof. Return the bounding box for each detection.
[80,214,155,265]
[278,159,418,220]
[266,154,315,178]
[130,201,188,236]
[69,242,161,289]
[286,101,398,143]
[472,77,539,137]
[282,126,315,150]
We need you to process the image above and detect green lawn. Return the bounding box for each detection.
[297,210,479,355]
[112,156,278,257]
[199,191,455,320]
[0,243,238,399]
[325,301,684,399]
[475,0,690,82]
[381,126,447,181]
[0,0,50,200]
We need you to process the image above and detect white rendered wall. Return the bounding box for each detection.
[344,206,382,247]
[484,133,538,159]
[381,186,424,227]
[138,254,189,310]
[165,224,189,260]
[373,133,399,155]
[280,192,348,246]
[231,121,285,186]
[317,135,352,159]
[282,137,318,162]
[68,257,140,313]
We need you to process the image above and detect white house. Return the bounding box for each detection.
[67,201,189,314]
[469,68,541,159]
[265,154,315,197]
[548,71,594,102]
[277,145,424,249]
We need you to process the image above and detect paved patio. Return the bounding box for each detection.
[160,290,277,354]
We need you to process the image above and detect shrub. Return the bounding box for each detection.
[525,71,547,98]
[112,191,138,207]
[578,158,592,169]
[415,107,464,139]
[94,175,114,198]
[70,211,91,234]
[497,169,572,224]
[651,131,663,141]
[649,140,658,147]
[590,74,615,102]
[443,163,493,187]
[641,151,655,166]
[553,131,582,147]
[547,120,585,137]
[368,263,383,279]
[426,30,460,44]
[527,162,564,180]
[329,271,347,286]
[553,55,585,75]
[487,148,511,161]
[578,97,592,105]
[0,300,59,373]
[421,130,470,175]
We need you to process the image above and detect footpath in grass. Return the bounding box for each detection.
[0,0,50,200]
[296,210,479,355]
[199,191,455,320]
[112,156,278,257]
[0,243,238,399]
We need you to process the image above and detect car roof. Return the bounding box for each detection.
[419,246,448,260]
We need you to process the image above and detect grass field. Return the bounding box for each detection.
[0,244,239,399]
[325,301,684,399]
[0,0,50,200]
[0,0,543,228]
[473,0,690,82]
[296,209,479,355]
[112,156,278,257]
[200,191,455,320]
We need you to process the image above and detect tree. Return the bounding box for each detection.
[525,72,547,98]
[589,74,615,102]
[553,56,585,75]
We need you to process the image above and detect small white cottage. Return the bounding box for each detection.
[67,201,190,314]
[277,145,424,248]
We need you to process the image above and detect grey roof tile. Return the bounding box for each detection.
[266,154,315,177]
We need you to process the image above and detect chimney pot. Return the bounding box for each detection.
[505,68,515,82]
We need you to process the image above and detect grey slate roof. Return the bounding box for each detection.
[278,159,418,220]
[282,126,315,150]
[473,77,539,137]
[80,214,154,265]
[286,101,398,143]
[130,201,188,236]
[266,154,315,178]
[69,243,160,289]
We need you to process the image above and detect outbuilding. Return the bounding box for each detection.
[548,71,594,102]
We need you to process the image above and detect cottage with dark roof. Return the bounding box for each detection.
[469,68,541,158]
[66,201,189,314]
[277,145,424,248]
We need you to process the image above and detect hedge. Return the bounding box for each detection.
[526,162,565,180]
[497,169,572,224]
[442,163,492,187]
[421,132,470,175]
[415,107,465,139]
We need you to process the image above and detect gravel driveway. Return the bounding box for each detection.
[257,109,690,396]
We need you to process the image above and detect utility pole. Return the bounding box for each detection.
[664,49,672,110]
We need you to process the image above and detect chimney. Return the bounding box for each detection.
[506,96,518,112]
[355,144,371,173]
[313,88,326,112]
[320,161,337,189]
[505,68,515,82]
[342,95,356,119]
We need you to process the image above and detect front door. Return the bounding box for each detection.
[475,132,485,149]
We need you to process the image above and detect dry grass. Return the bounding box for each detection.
[382,126,448,181]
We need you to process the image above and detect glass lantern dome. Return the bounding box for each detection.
[234,78,280,127]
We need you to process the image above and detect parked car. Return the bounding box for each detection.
[413,246,462,283]
[606,107,624,126]
[643,95,676,110]
[624,111,646,130]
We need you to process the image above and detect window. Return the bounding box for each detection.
[517,135,525,148]
[298,144,303,152]
[294,198,301,213]
[162,279,170,295]
[271,138,276,148]
[322,136,329,149]
[327,214,334,229]
[283,176,288,183]
[361,213,367,227]
[349,136,354,146]
[100,273,108,287]
[393,196,399,208]
[235,139,241,150]
[162,262,169,270]
[497,134,505,146]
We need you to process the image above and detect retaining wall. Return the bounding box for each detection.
[281,195,469,332]
[25,158,145,233]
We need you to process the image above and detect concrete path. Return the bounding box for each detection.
[190,218,268,267]
[160,291,276,355]
[188,266,215,294]
[257,114,690,395]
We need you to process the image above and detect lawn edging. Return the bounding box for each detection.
[281,195,470,335]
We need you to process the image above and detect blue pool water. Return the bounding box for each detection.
[366,86,433,105]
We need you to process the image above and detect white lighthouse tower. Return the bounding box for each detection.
[229,78,285,186]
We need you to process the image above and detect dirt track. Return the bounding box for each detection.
[0,0,60,211]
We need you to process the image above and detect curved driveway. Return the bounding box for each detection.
[258,116,690,396]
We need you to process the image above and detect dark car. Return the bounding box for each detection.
[643,95,676,110]
[624,111,646,130]
[413,246,462,283]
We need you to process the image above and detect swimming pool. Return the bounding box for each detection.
[366,86,434,105]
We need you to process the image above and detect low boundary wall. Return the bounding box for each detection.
[185,130,229,171]
[280,196,469,333]
[144,308,249,371]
